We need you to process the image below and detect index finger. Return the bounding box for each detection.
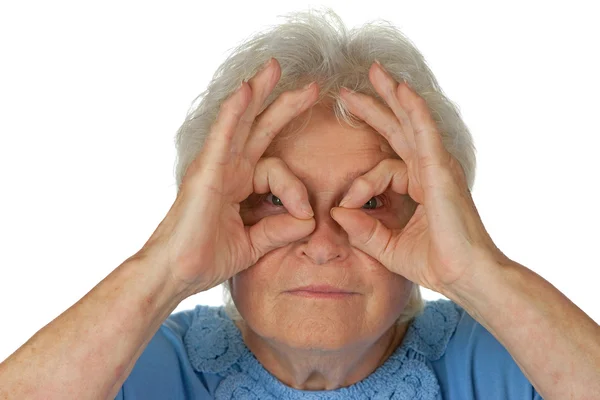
[244,82,319,165]
[370,62,450,169]
[339,87,414,164]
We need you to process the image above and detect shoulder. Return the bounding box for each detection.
[182,304,247,374]
[427,299,541,399]
[116,305,226,400]
[404,298,462,361]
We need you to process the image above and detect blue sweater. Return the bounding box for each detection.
[116,299,543,399]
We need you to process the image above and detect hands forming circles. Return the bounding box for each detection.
[142,57,506,296]
[331,61,507,294]
[142,59,319,293]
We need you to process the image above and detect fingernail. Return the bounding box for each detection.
[339,196,351,208]
[234,80,245,93]
[340,86,355,95]
[302,205,314,217]
[303,81,315,91]
[259,58,274,72]
[373,59,390,79]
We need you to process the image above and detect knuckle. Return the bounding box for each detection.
[219,101,243,120]
[418,152,437,168]
[396,110,411,128]
[256,124,277,141]
[382,121,401,137]
[252,110,277,137]
[354,176,375,192]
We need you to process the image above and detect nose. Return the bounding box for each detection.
[299,208,350,265]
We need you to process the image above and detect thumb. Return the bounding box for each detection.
[330,207,394,266]
[247,213,315,262]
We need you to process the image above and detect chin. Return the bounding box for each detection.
[271,310,371,351]
[281,326,360,351]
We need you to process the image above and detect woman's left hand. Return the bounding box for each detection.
[331,61,510,295]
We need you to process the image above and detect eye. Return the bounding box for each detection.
[265,193,284,207]
[362,196,384,210]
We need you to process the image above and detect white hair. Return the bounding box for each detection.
[173,8,476,326]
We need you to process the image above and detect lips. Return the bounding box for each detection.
[286,285,355,294]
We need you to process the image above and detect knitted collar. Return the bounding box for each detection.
[183,299,460,399]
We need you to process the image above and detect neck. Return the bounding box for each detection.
[235,320,409,391]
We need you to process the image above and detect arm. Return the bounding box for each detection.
[332,61,600,400]
[442,257,600,400]
[0,254,190,400]
[0,59,317,400]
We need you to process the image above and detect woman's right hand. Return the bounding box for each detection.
[136,58,318,295]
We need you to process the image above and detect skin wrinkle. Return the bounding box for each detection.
[232,104,417,390]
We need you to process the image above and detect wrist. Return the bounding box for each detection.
[440,248,513,316]
[123,250,195,307]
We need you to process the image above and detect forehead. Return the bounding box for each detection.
[264,105,398,170]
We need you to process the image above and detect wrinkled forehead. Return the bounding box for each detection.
[263,104,398,159]
[260,104,400,193]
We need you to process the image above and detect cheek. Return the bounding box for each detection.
[231,249,285,299]
[355,248,412,299]
[365,265,413,313]
[356,250,408,291]
[385,273,413,299]
[358,250,389,274]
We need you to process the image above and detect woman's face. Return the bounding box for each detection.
[233,104,417,351]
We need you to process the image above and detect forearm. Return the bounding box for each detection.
[442,256,600,399]
[0,254,190,400]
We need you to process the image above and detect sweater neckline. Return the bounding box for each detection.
[183,299,461,399]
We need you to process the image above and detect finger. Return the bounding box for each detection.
[367,62,418,157]
[244,82,318,164]
[254,157,314,219]
[198,82,252,169]
[372,62,450,169]
[232,58,282,153]
[247,213,316,263]
[330,207,395,267]
[339,86,414,165]
[339,159,409,208]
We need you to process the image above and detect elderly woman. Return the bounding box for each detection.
[1,9,598,400]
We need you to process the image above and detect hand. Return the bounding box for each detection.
[331,61,509,295]
[136,58,318,295]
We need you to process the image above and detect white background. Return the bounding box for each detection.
[1,1,599,362]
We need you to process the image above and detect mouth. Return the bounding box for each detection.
[285,285,358,299]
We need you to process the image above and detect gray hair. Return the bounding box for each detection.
[174,8,476,326]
